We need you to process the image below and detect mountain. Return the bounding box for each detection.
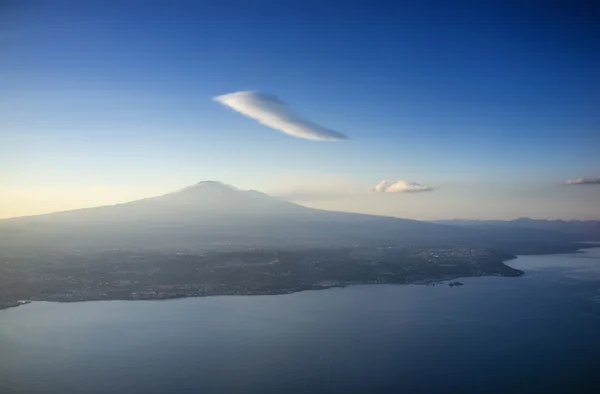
[0,181,462,251]
[7,181,309,224]
[0,181,594,253]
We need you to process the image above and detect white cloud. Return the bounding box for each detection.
[214,91,348,141]
[566,176,600,185]
[371,180,434,193]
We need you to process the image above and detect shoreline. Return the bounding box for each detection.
[1,263,521,312]
[0,300,31,311]
[0,269,516,312]
[3,246,597,312]
[0,275,494,311]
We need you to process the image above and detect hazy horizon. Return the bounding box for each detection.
[1,179,598,222]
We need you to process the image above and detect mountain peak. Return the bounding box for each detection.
[176,181,239,193]
[196,180,237,189]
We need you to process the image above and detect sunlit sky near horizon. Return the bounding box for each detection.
[1,0,599,220]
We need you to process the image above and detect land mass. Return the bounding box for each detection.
[1,246,528,309]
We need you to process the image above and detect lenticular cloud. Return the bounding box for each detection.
[214,91,348,141]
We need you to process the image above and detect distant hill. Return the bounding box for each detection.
[0,182,595,253]
[432,218,600,241]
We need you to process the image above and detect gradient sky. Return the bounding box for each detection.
[1,0,599,219]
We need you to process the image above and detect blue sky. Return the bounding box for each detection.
[1,0,599,219]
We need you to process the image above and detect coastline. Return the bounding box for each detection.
[0,300,31,311]
[0,275,490,311]
[3,245,598,312]
[1,256,523,312]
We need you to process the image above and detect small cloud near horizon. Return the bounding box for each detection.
[565,176,600,185]
[371,180,435,193]
[214,91,349,141]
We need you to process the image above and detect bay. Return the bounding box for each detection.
[2,248,600,393]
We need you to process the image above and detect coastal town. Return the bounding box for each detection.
[0,246,522,309]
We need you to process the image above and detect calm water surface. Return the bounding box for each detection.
[2,248,600,393]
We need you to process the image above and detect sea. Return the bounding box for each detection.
[2,248,600,394]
